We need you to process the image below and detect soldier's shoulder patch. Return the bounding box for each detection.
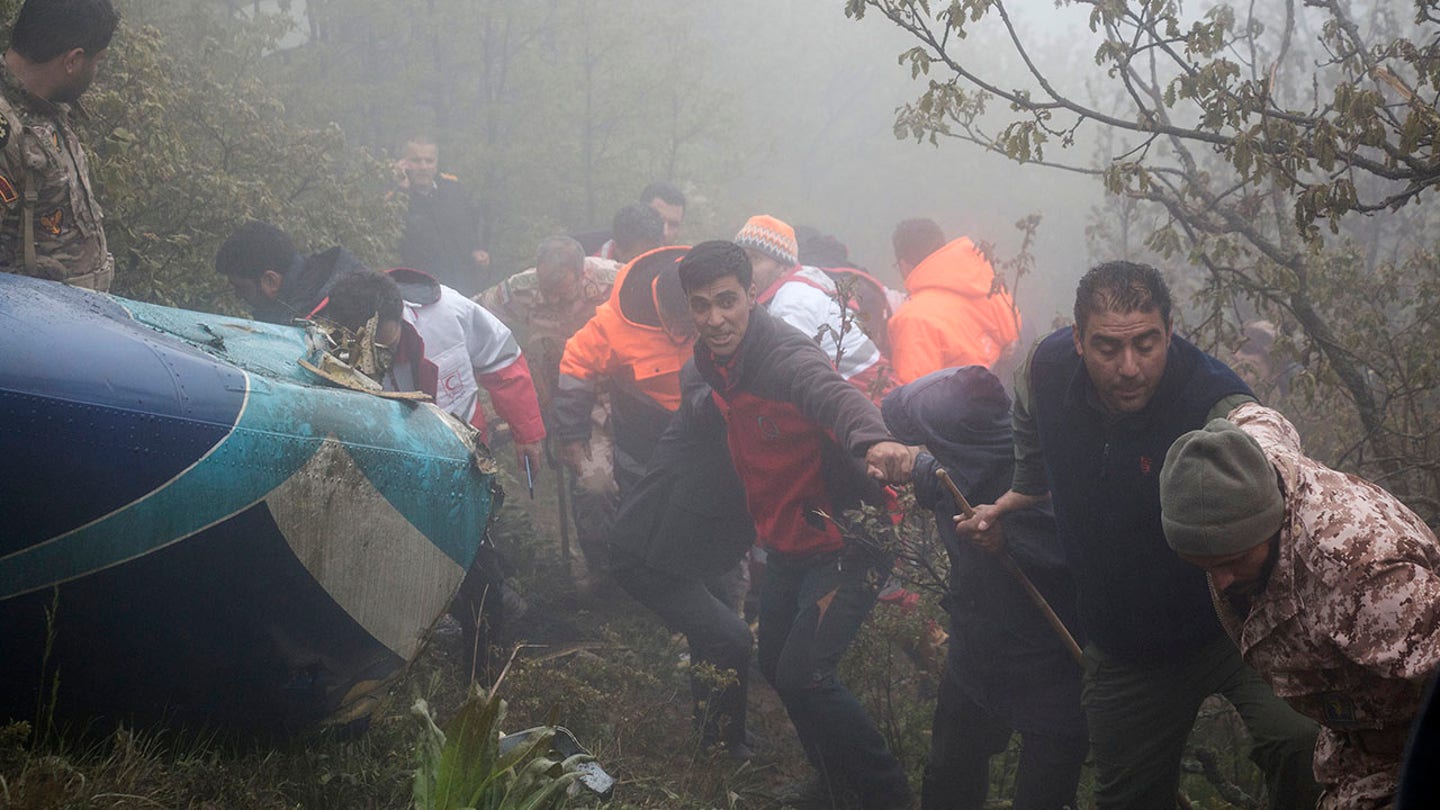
[1318,691,1361,727]
[39,208,62,235]
[0,175,16,205]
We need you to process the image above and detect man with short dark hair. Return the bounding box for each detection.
[394,135,490,296]
[638,181,685,244]
[0,0,119,290]
[678,240,915,809]
[221,221,544,473]
[318,269,526,652]
[891,218,946,278]
[608,203,665,264]
[887,217,1020,384]
[319,270,416,389]
[956,261,1320,809]
[214,220,368,323]
[1162,405,1440,808]
[587,183,683,259]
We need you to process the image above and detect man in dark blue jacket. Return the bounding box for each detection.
[883,366,1086,810]
[956,262,1319,809]
[214,220,368,324]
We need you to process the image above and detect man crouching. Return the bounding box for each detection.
[1161,403,1440,809]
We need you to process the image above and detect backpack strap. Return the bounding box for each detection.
[20,165,35,273]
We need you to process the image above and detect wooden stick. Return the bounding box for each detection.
[937,468,978,518]
[555,463,572,561]
[936,468,1084,666]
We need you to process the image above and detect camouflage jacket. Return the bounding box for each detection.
[474,256,619,410]
[0,64,111,291]
[1221,403,1440,809]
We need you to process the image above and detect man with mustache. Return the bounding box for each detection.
[955,261,1321,809]
[1161,405,1440,809]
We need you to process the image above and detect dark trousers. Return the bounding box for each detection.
[614,559,752,747]
[1083,633,1322,809]
[921,668,1087,810]
[758,548,912,809]
[451,544,505,643]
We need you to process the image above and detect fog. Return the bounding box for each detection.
[202,0,1115,325]
[684,1,1107,326]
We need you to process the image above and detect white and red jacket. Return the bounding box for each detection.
[759,265,891,398]
[388,268,545,445]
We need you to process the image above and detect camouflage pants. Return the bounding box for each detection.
[569,405,618,575]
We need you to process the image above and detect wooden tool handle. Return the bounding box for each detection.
[935,466,1084,666]
[935,468,976,518]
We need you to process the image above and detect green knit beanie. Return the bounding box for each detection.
[1160,418,1285,558]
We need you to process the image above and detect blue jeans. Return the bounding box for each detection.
[758,546,912,808]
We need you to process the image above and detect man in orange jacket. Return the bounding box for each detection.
[887,218,1021,384]
[552,246,696,572]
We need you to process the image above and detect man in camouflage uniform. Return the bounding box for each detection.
[0,0,118,291]
[1162,402,1440,809]
[476,235,620,580]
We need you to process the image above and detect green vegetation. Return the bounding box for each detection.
[847,0,1440,523]
[411,687,588,810]
[0,479,1287,808]
[3,0,1436,806]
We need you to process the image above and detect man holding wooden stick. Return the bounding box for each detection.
[883,365,1087,810]
[954,262,1320,809]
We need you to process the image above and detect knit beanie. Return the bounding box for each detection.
[1160,418,1285,558]
[734,215,798,267]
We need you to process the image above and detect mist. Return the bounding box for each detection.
[209,0,1107,327]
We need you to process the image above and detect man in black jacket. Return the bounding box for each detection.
[214,220,367,323]
[883,366,1086,810]
[608,363,756,758]
[677,240,914,810]
[394,135,489,296]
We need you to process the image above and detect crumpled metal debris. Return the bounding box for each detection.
[299,318,430,401]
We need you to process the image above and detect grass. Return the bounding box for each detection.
[0,456,1277,809]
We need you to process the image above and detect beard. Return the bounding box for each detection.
[49,72,96,105]
[1220,536,1280,616]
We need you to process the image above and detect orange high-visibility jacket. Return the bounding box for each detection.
[887,237,1021,384]
[553,246,695,463]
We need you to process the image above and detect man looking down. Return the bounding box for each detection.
[1162,405,1440,808]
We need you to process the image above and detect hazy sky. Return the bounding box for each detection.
[259,0,1110,325]
[695,1,1106,326]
